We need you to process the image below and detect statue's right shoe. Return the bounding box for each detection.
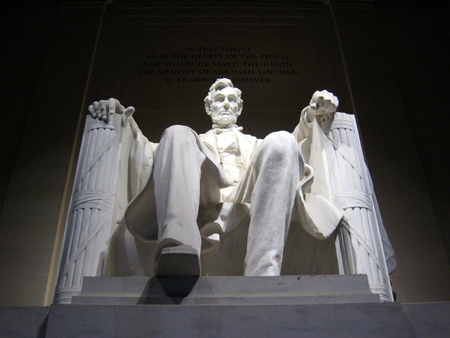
[155,244,201,277]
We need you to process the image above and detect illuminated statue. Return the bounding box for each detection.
[55,79,395,303]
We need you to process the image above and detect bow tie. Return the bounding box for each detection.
[213,125,243,134]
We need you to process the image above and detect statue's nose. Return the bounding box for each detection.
[223,101,230,109]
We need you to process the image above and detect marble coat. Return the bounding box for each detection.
[124,117,344,251]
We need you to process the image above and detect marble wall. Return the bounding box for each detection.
[0,0,449,305]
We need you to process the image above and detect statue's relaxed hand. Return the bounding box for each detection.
[88,98,135,123]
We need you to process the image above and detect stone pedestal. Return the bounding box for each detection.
[1,276,450,337]
[45,302,414,338]
[46,275,413,337]
[72,275,380,305]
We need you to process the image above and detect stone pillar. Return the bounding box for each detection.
[330,113,393,301]
[54,113,131,304]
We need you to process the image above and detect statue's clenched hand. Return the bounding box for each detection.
[307,90,339,122]
[88,98,135,122]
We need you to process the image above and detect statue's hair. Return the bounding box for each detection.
[204,78,243,114]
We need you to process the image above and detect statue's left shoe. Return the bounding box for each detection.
[155,244,201,277]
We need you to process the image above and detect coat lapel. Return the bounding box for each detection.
[200,129,260,170]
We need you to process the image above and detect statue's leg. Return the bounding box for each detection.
[235,131,301,276]
[152,125,207,276]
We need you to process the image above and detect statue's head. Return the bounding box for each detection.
[204,78,243,128]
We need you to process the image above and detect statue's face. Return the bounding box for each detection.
[209,87,241,127]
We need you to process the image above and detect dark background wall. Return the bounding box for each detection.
[0,0,449,305]
[0,0,103,305]
[377,0,450,276]
[0,0,59,221]
[333,0,450,301]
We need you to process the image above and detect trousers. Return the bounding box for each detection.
[152,125,302,276]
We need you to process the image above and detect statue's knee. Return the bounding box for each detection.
[264,131,297,154]
[164,124,190,135]
[162,125,195,142]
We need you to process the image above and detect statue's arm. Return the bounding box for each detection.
[88,98,156,200]
[127,117,157,199]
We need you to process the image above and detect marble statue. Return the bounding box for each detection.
[54,78,396,303]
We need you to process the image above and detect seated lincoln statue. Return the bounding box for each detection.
[89,78,343,277]
[55,78,396,303]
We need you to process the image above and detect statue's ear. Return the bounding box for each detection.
[236,102,243,116]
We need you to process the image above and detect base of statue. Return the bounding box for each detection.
[43,274,421,338]
[3,304,450,338]
[3,275,450,337]
[71,274,380,305]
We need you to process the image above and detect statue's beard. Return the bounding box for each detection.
[211,114,237,127]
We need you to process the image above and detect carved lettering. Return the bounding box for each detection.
[138,46,297,83]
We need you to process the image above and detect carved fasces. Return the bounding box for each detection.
[55,111,133,304]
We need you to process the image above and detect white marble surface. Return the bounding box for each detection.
[72,275,380,305]
[56,78,395,303]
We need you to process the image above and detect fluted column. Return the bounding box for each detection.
[328,113,393,301]
[54,113,130,304]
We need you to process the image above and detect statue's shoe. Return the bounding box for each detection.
[155,244,201,277]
